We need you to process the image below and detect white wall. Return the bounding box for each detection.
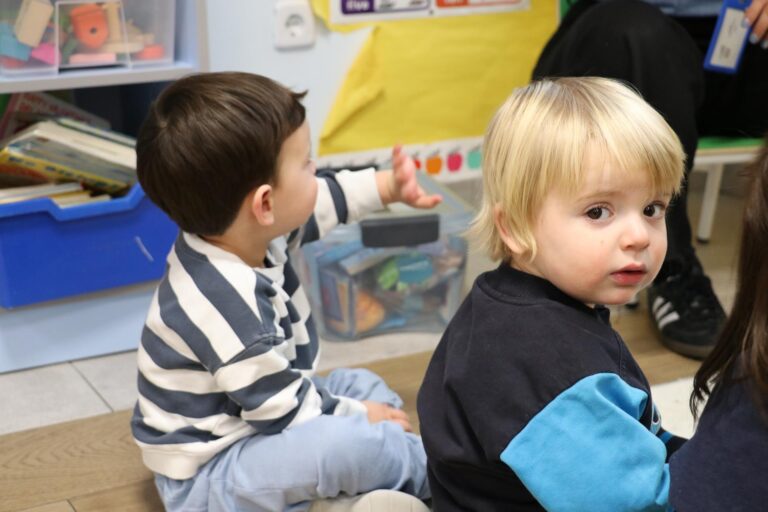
[204,0,371,151]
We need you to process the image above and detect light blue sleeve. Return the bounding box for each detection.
[500,373,673,512]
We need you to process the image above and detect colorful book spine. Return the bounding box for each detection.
[0,147,128,193]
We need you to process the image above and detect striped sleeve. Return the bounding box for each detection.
[146,235,364,430]
[500,373,674,512]
[212,343,326,433]
[291,168,383,249]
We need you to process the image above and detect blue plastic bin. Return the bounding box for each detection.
[0,183,178,308]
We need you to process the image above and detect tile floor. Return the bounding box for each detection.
[0,318,701,437]
[0,334,452,435]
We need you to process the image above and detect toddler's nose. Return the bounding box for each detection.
[621,215,651,250]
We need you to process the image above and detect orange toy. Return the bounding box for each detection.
[134,43,164,61]
[69,4,108,49]
[326,290,386,335]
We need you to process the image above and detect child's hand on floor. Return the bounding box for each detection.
[376,145,442,209]
[362,400,413,432]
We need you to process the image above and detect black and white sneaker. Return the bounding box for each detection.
[646,259,726,359]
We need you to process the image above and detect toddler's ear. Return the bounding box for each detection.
[493,205,525,257]
[251,184,275,226]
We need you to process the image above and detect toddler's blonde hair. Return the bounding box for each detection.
[473,77,685,262]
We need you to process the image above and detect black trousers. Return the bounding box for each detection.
[533,0,768,262]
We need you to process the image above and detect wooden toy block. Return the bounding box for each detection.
[69,51,116,65]
[103,2,122,43]
[0,22,31,61]
[30,41,57,65]
[13,0,53,47]
[102,39,143,53]
[69,3,108,49]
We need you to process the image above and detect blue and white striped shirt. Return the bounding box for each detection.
[131,169,382,480]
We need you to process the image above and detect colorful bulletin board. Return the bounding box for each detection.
[332,0,530,24]
[312,0,559,180]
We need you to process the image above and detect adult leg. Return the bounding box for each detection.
[534,0,704,250]
[533,0,727,358]
[693,19,768,138]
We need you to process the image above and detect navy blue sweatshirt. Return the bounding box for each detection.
[417,264,683,511]
[670,374,768,511]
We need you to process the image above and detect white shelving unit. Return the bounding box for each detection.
[0,0,208,374]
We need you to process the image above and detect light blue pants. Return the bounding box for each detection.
[154,368,430,512]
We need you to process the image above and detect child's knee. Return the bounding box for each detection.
[318,415,386,461]
[325,368,402,406]
[329,367,382,386]
[314,418,426,497]
[319,416,422,470]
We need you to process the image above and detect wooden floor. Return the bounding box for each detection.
[0,353,436,512]
[0,338,705,512]
[0,185,744,512]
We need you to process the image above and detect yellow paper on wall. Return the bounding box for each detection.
[312,0,558,156]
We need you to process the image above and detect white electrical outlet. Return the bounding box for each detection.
[274,0,316,49]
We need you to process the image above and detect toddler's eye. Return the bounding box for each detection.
[643,203,665,218]
[586,206,608,220]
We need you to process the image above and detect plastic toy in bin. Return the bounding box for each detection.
[0,0,58,73]
[295,172,472,340]
[57,1,171,68]
[0,0,174,75]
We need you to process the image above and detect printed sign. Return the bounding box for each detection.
[331,0,528,23]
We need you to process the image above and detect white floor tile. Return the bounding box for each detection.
[0,363,110,435]
[72,350,139,412]
[651,377,696,439]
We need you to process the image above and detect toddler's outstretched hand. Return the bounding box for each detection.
[376,145,442,208]
[362,400,413,432]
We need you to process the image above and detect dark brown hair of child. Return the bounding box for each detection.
[136,72,307,235]
[691,135,768,419]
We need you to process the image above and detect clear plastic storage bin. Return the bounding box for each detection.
[0,0,174,76]
[294,172,472,341]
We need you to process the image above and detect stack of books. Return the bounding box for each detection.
[0,118,137,204]
[0,182,111,207]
